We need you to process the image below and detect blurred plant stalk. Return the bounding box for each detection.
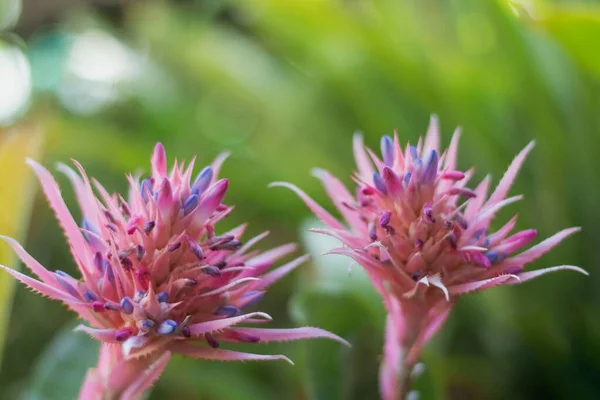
[0,124,43,369]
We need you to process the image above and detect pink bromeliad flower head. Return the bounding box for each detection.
[272,116,586,400]
[0,143,347,400]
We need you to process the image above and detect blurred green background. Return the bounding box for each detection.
[0,0,599,399]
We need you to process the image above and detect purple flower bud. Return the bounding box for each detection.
[83,291,98,302]
[368,220,377,241]
[157,319,178,335]
[120,297,134,314]
[192,167,213,196]
[422,150,438,184]
[157,292,169,303]
[140,319,155,330]
[381,135,394,166]
[423,206,435,224]
[203,266,222,277]
[373,172,388,195]
[186,237,204,260]
[120,257,133,271]
[115,328,133,342]
[404,172,412,185]
[183,194,199,215]
[215,305,240,317]
[140,179,153,202]
[143,220,156,233]
[135,245,145,261]
[167,241,182,252]
[379,211,392,227]
[205,332,220,348]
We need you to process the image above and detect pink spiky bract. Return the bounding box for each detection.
[1,143,348,400]
[273,116,587,400]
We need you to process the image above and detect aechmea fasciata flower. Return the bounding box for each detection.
[0,143,348,400]
[272,116,586,400]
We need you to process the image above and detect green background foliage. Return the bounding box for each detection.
[0,0,599,399]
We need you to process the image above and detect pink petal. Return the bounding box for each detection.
[486,141,535,207]
[242,243,297,277]
[507,227,580,265]
[0,264,83,305]
[210,151,230,178]
[0,235,55,283]
[75,325,120,343]
[423,114,440,154]
[120,351,172,400]
[188,312,272,336]
[312,168,364,232]
[26,159,91,265]
[151,142,168,178]
[507,265,588,284]
[269,182,345,230]
[56,163,99,228]
[171,343,293,364]
[442,127,462,173]
[229,327,350,346]
[464,175,490,220]
[353,133,375,181]
[448,274,519,295]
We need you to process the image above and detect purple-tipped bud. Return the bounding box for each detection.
[423,206,435,224]
[115,328,133,342]
[186,237,204,260]
[448,188,477,199]
[422,150,438,184]
[83,291,98,302]
[183,194,199,215]
[215,305,240,317]
[184,278,197,287]
[192,166,213,196]
[104,210,117,224]
[205,332,220,348]
[373,172,388,195]
[404,172,412,185]
[212,240,242,251]
[409,146,422,168]
[157,319,177,335]
[368,220,377,241]
[143,220,156,233]
[203,266,222,277]
[140,319,155,330]
[167,241,182,252]
[140,179,153,202]
[415,239,424,249]
[157,292,169,303]
[120,297,134,314]
[105,263,115,283]
[240,290,264,308]
[380,211,392,227]
[120,257,133,271]
[91,301,105,313]
[94,252,105,273]
[135,245,145,261]
[381,135,394,166]
[505,266,523,275]
[55,271,81,299]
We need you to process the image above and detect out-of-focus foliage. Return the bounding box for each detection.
[0,0,599,399]
[0,126,42,366]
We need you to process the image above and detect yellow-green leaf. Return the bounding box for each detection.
[0,125,43,368]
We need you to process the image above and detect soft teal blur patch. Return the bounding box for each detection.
[27,31,72,91]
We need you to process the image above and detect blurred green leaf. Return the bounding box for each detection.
[539,8,600,80]
[21,321,99,400]
[0,126,42,367]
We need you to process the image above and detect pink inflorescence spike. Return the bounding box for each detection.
[273,116,586,400]
[0,143,348,399]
